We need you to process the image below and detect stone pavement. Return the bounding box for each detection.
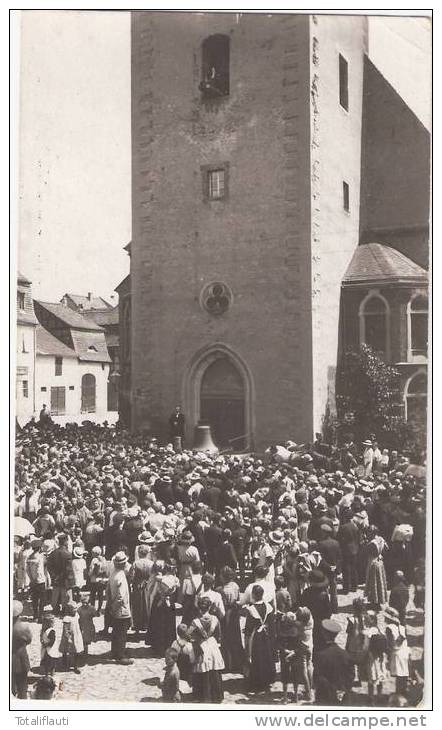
[20,589,424,706]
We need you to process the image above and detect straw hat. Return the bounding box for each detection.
[113,551,128,567]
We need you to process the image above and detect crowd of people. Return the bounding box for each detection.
[12,420,426,705]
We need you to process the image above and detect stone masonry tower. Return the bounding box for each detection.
[131,12,368,450]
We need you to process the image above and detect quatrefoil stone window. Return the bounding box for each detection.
[200,281,232,315]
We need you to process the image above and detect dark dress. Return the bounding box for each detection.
[299,586,332,654]
[148,574,179,655]
[130,557,153,631]
[219,581,244,672]
[244,602,276,692]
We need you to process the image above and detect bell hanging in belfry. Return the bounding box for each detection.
[193,421,219,454]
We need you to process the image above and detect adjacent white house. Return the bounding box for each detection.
[33,300,114,425]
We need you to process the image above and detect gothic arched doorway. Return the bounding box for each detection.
[200,356,245,450]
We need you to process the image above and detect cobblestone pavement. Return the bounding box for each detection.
[20,589,424,706]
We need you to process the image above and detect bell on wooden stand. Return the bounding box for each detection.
[193,421,219,454]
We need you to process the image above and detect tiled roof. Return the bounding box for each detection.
[64,293,112,311]
[36,301,104,331]
[70,330,111,363]
[36,325,77,358]
[82,307,119,327]
[342,243,428,286]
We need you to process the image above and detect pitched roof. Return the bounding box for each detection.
[81,307,119,327]
[63,293,112,311]
[36,301,104,331]
[342,243,428,287]
[17,271,31,285]
[70,330,111,363]
[115,274,130,294]
[36,325,77,358]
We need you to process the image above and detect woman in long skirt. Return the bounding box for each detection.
[190,596,225,703]
[218,566,244,673]
[129,545,154,636]
[148,562,179,655]
[364,534,388,608]
[243,584,276,694]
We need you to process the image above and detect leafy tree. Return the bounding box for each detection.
[336,344,424,452]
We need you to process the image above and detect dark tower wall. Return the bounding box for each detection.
[131,12,313,448]
[359,57,431,268]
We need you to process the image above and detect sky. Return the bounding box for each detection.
[17,10,131,304]
[15,11,431,305]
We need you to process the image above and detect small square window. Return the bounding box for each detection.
[69,385,75,391]
[339,54,349,111]
[55,356,63,376]
[22,380,28,398]
[41,386,47,392]
[343,181,350,212]
[202,163,229,202]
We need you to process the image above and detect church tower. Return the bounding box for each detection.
[130,12,367,449]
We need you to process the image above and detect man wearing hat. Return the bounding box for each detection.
[46,534,74,616]
[314,619,353,705]
[105,551,134,665]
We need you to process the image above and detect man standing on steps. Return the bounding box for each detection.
[106,551,134,665]
[168,405,185,446]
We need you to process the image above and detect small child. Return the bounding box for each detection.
[33,675,59,700]
[363,610,388,704]
[170,623,193,685]
[160,647,181,702]
[294,606,314,703]
[72,547,87,602]
[389,571,409,626]
[88,546,108,614]
[275,576,292,615]
[385,607,410,696]
[59,603,83,674]
[40,614,60,676]
[77,593,96,657]
[276,611,298,704]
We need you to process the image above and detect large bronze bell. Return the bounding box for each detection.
[193,421,219,454]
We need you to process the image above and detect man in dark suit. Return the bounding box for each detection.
[314,619,354,705]
[168,405,185,443]
[46,534,74,615]
[337,508,360,593]
[318,524,342,612]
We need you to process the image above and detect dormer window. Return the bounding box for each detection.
[200,35,230,98]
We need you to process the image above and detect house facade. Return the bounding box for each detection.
[33,301,112,424]
[16,272,38,424]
